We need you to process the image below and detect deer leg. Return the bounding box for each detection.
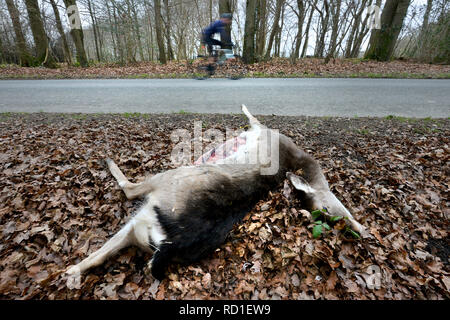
[106,158,154,199]
[66,222,133,275]
[241,104,263,128]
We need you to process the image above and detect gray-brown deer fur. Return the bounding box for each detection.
[66,105,365,280]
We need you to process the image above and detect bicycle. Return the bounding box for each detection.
[194,45,246,80]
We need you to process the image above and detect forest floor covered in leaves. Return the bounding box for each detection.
[1,58,449,79]
[0,112,448,300]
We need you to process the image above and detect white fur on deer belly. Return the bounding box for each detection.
[132,204,166,248]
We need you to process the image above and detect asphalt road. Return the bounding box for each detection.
[0,78,449,117]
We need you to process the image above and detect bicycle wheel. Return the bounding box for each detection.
[225,56,246,80]
[194,65,211,80]
[193,54,217,80]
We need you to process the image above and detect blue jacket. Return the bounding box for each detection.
[202,20,227,40]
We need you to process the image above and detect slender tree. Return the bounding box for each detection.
[265,0,284,60]
[5,0,34,66]
[130,0,145,60]
[325,0,342,63]
[243,0,257,63]
[209,0,213,23]
[415,0,433,57]
[123,7,137,63]
[219,0,233,49]
[49,0,72,64]
[301,0,317,58]
[0,33,4,64]
[255,0,268,59]
[104,0,118,61]
[154,0,167,63]
[313,0,330,58]
[344,0,369,58]
[349,0,379,58]
[163,0,175,60]
[274,2,285,57]
[87,0,101,61]
[292,0,306,60]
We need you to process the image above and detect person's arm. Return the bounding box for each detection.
[202,24,213,39]
[203,20,219,39]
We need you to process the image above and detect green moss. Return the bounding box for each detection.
[123,112,143,118]
[73,114,88,119]
[385,115,408,122]
[176,109,191,114]
[355,128,370,135]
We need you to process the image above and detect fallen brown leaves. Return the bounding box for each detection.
[0,58,448,79]
[0,113,448,299]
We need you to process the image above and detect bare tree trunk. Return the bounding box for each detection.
[265,0,284,60]
[87,0,101,61]
[130,0,145,60]
[364,0,412,61]
[177,0,187,59]
[313,0,330,58]
[163,0,175,60]
[415,0,433,57]
[144,10,151,61]
[1,21,15,63]
[92,3,104,59]
[219,0,233,49]
[24,0,58,68]
[301,0,317,58]
[147,7,154,61]
[255,0,268,59]
[0,34,4,64]
[154,0,167,63]
[112,4,124,63]
[344,16,358,57]
[49,0,72,64]
[325,0,341,63]
[350,5,375,58]
[334,13,353,56]
[5,0,34,66]
[62,0,89,66]
[209,0,213,23]
[105,0,118,61]
[243,0,257,63]
[274,2,285,57]
[293,0,306,59]
[348,0,378,58]
[2,20,16,63]
[344,0,367,57]
[124,7,136,63]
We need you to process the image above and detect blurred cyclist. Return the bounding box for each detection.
[201,13,233,57]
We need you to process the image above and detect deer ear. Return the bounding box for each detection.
[286,172,316,195]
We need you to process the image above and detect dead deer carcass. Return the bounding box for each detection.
[66,105,365,280]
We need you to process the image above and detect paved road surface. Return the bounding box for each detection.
[0,78,448,117]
